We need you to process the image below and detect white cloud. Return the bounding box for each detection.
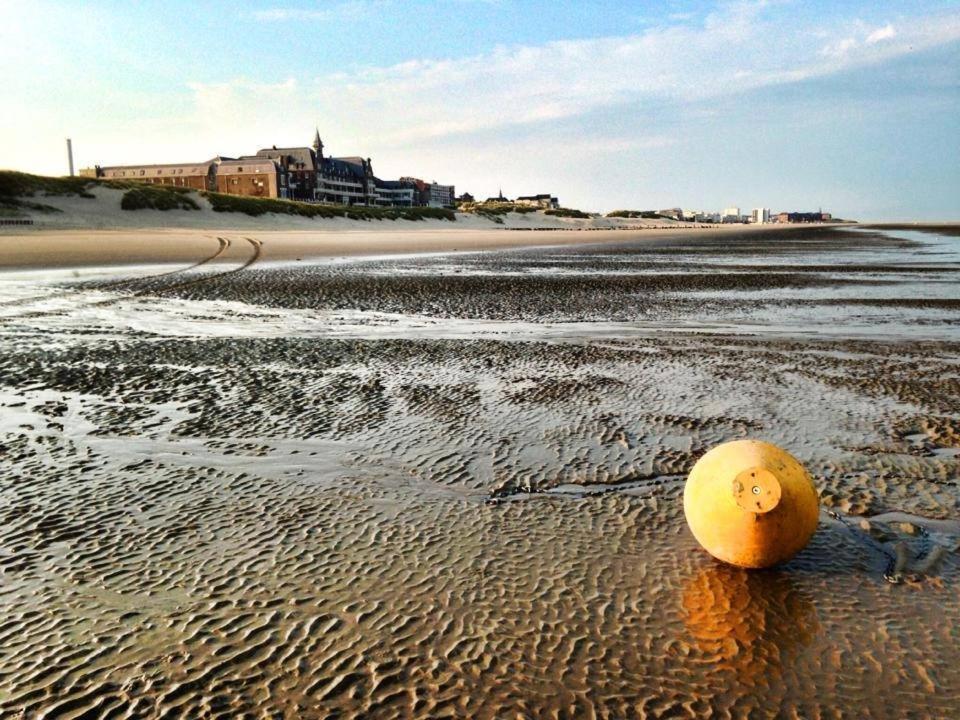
[248,0,497,22]
[249,1,374,22]
[3,0,958,210]
[820,36,859,58]
[190,5,960,152]
[822,22,902,57]
[866,24,897,44]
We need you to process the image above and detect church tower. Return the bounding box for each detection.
[312,128,324,159]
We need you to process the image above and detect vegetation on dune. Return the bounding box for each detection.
[458,201,541,223]
[459,202,538,215]
[0,170,97,199]
[545,207,592,219]
[120,184,200,211]
[606,209,665,219]
[0,171,203,213]
[0,170,96,214]
[0,199,61,216]
[200,192,456,222]
[0,171,457,221]
[457,201,595,222]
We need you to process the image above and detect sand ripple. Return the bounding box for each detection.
[0,226,958,717]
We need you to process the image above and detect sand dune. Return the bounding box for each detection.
[0,186,809,269]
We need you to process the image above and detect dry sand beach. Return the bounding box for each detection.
[0,183,725,269]
[0,223,802,270]
[1,221,959,717]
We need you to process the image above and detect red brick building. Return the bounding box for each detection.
[81,157,284,199]
[78,129,452,206]
[82,161,216,191]
[213,159,283,198]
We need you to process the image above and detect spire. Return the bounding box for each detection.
[312,128,323,156]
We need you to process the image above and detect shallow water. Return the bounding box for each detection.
[0,226,957,718]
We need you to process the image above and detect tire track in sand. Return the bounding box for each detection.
[134,237,262,297]
[0,236,261,324]
[0,236,232,316]
[73,236,261,309]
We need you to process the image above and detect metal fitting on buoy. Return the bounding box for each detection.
[683,439,819,568]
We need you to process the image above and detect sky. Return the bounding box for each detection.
[1,0,959,220]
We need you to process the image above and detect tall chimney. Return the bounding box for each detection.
[66,138,74,177]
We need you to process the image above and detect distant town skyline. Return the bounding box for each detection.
[2,0,959,220]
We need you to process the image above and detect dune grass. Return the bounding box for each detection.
[120,185,200,211]
[201,191,456,221]
[457,201,540,223]
[0,171,97,199]
[606,210,665,219]
[544,207,592,219]
[0,171,457,221]
[458,202,538,215]
[0,171,96,214]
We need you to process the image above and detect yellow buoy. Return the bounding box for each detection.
[683,439,819,568]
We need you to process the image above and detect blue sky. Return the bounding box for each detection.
[2,0,959,220]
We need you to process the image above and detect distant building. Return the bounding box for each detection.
[774,211,832,223]
[215,158,286,198]
[516,194,559,209]
[82,157,286,199]
[253,142,318,201]
[457,192,476,204]
[82,161,217,191]
[682,209,719,222]
[214,158,284,198]
[79,129,454,208]
[657,207,684,220]
[752,207,771,224]
[721,206,741,223]
[400,177,456,207]
[375,180,416,207]
[485,189,511,203]
[429,183,456,207]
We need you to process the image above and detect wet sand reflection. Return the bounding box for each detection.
[681,562,821,686]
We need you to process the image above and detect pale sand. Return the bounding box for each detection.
[0,224,811,270]
[2,225,958,717]
[1,186,695,233]
[0,185,817,269]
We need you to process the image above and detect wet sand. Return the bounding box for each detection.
[0,225,958,718]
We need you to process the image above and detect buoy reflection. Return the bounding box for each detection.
[681,563,821,685]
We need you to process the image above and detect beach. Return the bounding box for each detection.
[0,223,804,270]
[0,223,958,718]
[0,182,779,270]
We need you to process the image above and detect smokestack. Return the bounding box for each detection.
[66,138,74,177]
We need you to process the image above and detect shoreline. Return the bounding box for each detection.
[1,223,844,271]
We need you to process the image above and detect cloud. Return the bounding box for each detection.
[248,0,497,22]
[820,36,859,58]
[866,24,897,44]
[249,1,374,22]
[192,4,960,153]
[822,22,904,57]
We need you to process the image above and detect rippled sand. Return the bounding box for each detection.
[0,226,958,718]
